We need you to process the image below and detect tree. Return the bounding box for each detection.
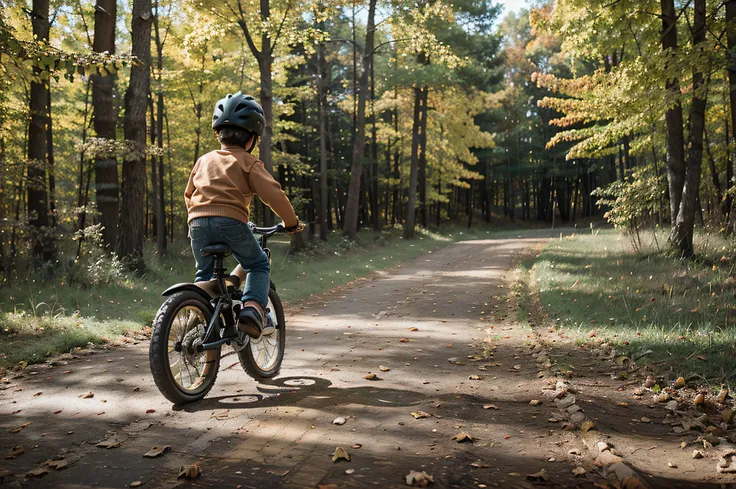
[27,0,54,264]
[117,0,152,271]
[660,0,687,252]
[92,0,119,248]
[671,0,707,257]
[343,0,376,240]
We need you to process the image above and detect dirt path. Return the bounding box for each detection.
[1,234,733,488]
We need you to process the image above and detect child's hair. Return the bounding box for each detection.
[217,126,256,149]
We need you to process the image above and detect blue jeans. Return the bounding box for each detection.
[189,217,270,308]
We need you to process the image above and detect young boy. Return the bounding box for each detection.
[184,92,303,338]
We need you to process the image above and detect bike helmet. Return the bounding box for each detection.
[211,92,265,136]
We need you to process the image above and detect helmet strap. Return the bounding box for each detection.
[246,135,259,154]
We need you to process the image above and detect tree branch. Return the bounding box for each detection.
[234,0,261,59]
[271,0,293,53]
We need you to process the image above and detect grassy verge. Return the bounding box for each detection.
[526,228,736,387]
[0,224,520,369]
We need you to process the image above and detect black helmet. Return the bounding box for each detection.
[212,92,265,136]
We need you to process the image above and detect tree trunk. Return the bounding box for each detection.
[418,83,429,229]
[343,0,376,239]
[318,40,328,241]
[671,0,707,257]
[28,0,53,263]
[92,0,119,248]
[370,49,379,231]
[726,0,736,227]
[403,86,424,239]
[117,0,151,271]
[46,90,56,229]
[153,4,167,254]
[660,0,686,230]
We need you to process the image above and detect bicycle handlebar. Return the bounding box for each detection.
[248,222,285,237]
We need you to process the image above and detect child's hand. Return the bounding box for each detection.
[283,221,306,234]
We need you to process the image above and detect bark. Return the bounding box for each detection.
[343,0,376,239]
[671,0,707,257]
[403,86,424,239]
[318,40,328,241]
[660,0,686,229]
[727,0,736,227]
[47,90,56,228]
[117,0,151,271]
[92,0,119,247]
[370,50,379,231]
[703,125,722,210]
[153,4,166,254]
[27,0,53,263]
[418,81,429,228]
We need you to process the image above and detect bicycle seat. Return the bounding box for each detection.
[200,244,232,258]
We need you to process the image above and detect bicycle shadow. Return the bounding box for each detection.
[173,375,426,412]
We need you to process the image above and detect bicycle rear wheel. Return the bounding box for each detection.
[149,291,221,403]
[238,287,285,379]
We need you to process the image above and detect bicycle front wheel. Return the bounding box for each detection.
[238,287,285,379]
[149,291,221,403]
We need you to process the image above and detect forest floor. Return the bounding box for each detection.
[1,229,736,488]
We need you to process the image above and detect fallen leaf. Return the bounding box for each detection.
[405,470,434,487]
[177,462,201,480]
[143,446,170,458]
[468,375,482,381]
[96,439,122,449]
[352,444,362,449]
[332,417,347,425]
[452,432,473,443]
[399,338,409,343]
[483,404,499,410]
[5,446,24,459]
[47,459,68,470]
[411,411,432,419]
[572,466,586,476]
[723,408,733,424]
[527,469,548,482]
[364,373,380,381]
[10,422,31,433]
[79,391,94,399]
[674,376,686,389]
[409,327,419,332]
[145,409,156,414]
[470,461,489,469]
[640,417,651,423]
[130,482,143,488]
[26,467,49,478]
[529,399,542,406]
[332,446,350,463]
[379,365,391,372]
[580,420,596,432]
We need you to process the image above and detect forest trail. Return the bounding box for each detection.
[0,233,729,489]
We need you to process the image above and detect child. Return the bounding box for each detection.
[184,92,304,338]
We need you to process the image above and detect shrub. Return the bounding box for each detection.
[591,165,666,250]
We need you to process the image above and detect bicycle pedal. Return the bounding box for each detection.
[260,326,276,336]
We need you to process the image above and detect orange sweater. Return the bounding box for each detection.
[185,145,298,227]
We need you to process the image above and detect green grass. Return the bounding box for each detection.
[0,224,523,368]
[529,228,736,387]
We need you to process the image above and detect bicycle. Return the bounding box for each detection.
[149,223,286,404]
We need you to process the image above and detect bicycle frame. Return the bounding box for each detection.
[196,223,281,352]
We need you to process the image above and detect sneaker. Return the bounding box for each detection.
[238,306,263,338]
